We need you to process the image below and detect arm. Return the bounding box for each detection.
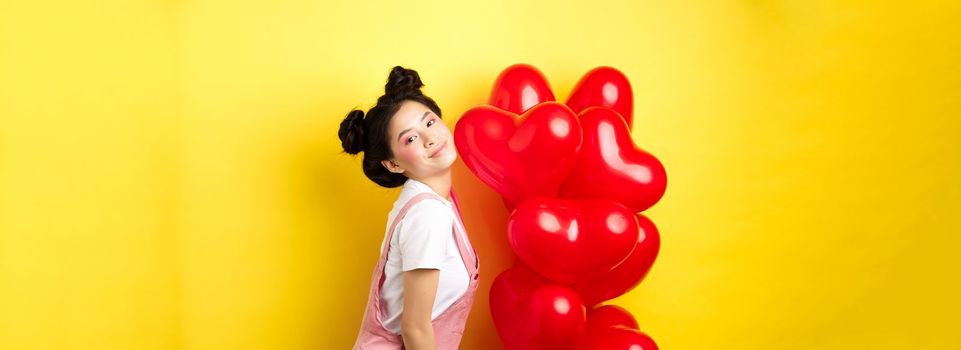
[401,268,440,350]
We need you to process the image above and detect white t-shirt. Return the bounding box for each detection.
[379,178,475,334]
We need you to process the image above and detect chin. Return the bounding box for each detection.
[439,157,456,170]
[435,153,456,170]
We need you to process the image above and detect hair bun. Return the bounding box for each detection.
[385,66,424,96]
[338,110,366,155]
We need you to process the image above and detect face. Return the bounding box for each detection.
[381,100,457,180]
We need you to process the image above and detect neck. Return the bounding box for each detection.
[411,169,453,201]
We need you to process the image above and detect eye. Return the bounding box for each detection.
[427,119,435,127]
[406,135,417,145]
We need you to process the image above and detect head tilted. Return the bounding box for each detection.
[338,66,443,188]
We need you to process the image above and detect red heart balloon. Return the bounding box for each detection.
[560,107,667,213]
[490,266,587,350]
[455,102,582,205]
[578,304,658,349]
[508,197,640,284]
[574,213,660,306]
[565,66,635,130]
[576,326,659,350]
[488,63,556,114]
[585,305,639,333]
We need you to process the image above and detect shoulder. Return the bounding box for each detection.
[393,179,450,214]
[395,198,454,252]
[389,179,455,228]
[402,198,454,225]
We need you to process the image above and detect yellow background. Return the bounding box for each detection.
[2,0,959,349]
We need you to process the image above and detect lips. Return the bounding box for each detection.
[429,141,447,158]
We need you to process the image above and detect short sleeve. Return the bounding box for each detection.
[396,199,455,271]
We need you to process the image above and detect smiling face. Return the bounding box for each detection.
[381,100,457,180]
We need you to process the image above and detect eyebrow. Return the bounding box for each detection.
[396,111,432,143]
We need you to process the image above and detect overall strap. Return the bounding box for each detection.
[380,192,445,257]
[449,189,478,267]
[375,192,445,293]
[375,190,478,291]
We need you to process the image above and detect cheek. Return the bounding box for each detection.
[396,146,422,164]
[436,124,453,139]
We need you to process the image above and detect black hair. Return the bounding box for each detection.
[338,66,443,188]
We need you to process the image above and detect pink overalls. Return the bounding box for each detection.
[353,190,480,349]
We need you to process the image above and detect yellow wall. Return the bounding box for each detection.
[2,0,959,349]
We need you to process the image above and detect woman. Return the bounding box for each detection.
[339,66,480,350]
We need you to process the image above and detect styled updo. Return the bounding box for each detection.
[338,66,443,188]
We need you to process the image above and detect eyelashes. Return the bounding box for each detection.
[405,118,437,145]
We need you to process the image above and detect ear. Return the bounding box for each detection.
[381,159,405,174]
